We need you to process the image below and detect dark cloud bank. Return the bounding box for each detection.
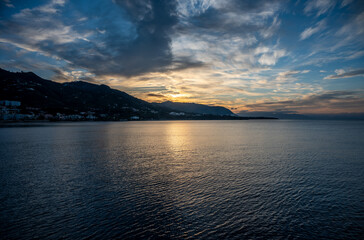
[1,0,204,77]
[1,0,287,78]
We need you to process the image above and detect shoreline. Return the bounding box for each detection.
[0,117,279,124]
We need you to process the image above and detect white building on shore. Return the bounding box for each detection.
[0,100,21,107]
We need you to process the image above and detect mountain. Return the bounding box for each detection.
[154,101,235,116]
[0,68,169,120]
[0,68,276,121]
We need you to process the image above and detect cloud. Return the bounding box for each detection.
[257,49,286,65]
[304,0,336,16]
[171,0,286,71]
[1,0,287,81]
[324,68,364,79]
[276,70,300,82]
[335,10,364,38]
[335,69,345,75]
[2,0,14,8]
[243,91,364,113]
[260,16,281,38]
[300,20,326,40]
[1,0,82,44]
[180,0,282,32]
[346,50,364,60]
[341,0,354,7]
[0,0,205,77]
[147,93,166,98]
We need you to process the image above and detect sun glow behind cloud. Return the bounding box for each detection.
[0,0,363,114]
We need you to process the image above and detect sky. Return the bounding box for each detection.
[1,0,364,115]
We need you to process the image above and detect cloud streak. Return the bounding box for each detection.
[300,20,326,40]
[324,69,364,79]
[304,0,336,16]
[243,91,364,113]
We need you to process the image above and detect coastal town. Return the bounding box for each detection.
[0,100,140,121]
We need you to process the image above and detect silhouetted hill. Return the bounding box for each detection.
[0,68,276,121]
[154,101,235,116]
[0,68,168,119]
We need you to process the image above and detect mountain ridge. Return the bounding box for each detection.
[153,101,236,116]
[0,68,276,121]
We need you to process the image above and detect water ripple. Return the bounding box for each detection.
[0,120,363,239]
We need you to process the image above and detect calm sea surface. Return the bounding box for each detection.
[0,120,363,239]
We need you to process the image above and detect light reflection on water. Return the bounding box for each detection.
[0,120,364,239]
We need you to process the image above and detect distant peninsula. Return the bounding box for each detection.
[0,68,277,121]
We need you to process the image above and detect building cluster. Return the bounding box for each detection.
[0,100,142,121]
[169,112,185,116]
[0,100,31,120]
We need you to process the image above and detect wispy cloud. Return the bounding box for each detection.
[304,0,336,16]
[275,70,311,82]
[2,0,14,8]
[276,70,300,82]
[324,69,364,79]
[243,91,364,113]
[257,49,286,66]
[341,0,354,7]
[300,20,326,40]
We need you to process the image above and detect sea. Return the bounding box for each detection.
[0,120,363,239]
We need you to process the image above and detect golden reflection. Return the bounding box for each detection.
[165,121,191,153]
[164,121,201,171]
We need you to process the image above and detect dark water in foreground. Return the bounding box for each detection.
[0,120,363,239]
